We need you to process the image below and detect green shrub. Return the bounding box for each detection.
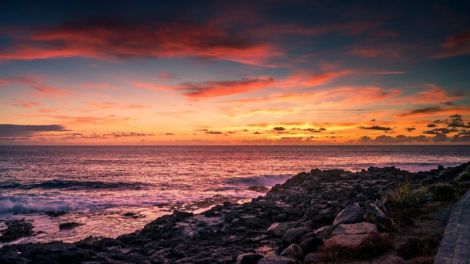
[426,183,457,201]
[388,182,427,221]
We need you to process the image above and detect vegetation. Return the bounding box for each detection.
[397,235,442,260]
[426,183,457,201]
[387,181,427,221]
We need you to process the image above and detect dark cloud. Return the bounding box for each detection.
[359,125,392,131]
[273,126,286,131]
[291,127,326,133]
[0,124,66,137]
[406,127,416,132]
[400,106,443,116]
[205,130,223,135]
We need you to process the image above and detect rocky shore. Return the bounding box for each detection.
[1,163,469,264]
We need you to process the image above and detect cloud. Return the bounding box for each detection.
[272,126,286,131]
[180,77,274,99]
[13,101,41,108]
[0,76,70,96]
[0,124,66,137]
[276,70,351,88]
[399,105,470,117]
[359,135,428,143]
[359,125,392,131]
[0,19,280,66]
[434,30,470,58]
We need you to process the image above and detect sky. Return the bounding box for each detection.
[0,0,469,145]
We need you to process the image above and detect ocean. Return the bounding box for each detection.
[0,145,469,245]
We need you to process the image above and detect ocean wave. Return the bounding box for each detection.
[0,180,152,190]
[0,196,72,214]
[224,174,292,187]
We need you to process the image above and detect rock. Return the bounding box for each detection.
[333,203,364,225]
[256,245,276,256]
[59,222,82,230]
[45,211,67,217]
[313,225,333,240]
[123,212,144,219]
[332,222,378,235]
[298,232,323,253]
[280,243,303,259]
[325,234,369,248]
[283,227,308,244]
[236,252,263,264]
[303,253,320,264]
[364,201,393,231]
[267,222,291,237]
[0,219,34,242]
[258,255,298,264]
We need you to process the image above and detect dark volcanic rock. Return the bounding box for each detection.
[59,222,82,230]
[333,202,364,225]
[0,219,33,242]
[236,252,263,264]
[0,163,467,263]
[45,211,68,217]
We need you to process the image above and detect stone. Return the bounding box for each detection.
[333,203,364,225]
[298,232,323,253]
[258,255,298,264]
[236,252,263,264]
[280,243,303,259]
[59,222,82,230]
[313,225,333,240]
[332,222,378,235]
[303,253,320,264]
[283,227,308,244]
[325,234,369,248]
[45,211,67,217]
[267,222,291,237]
[0,219,34,242]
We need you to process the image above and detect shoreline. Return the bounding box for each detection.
[1,162,469,263]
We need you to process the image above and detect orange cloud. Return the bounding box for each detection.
[0,76,70,96]
[0,21,280,66]
[399,85,462,105]
[277,70,351,88]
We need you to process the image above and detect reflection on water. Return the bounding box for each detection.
[0,145,469,244]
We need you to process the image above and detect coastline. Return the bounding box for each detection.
[1,162,469,263]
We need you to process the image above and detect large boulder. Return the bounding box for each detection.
[280,243,303,259]
[333,203,364,225]
[283,227,308,244]
[325,234,370,248]
[364,200,393,231]
[332,222,378,236]
[258,255,298,264]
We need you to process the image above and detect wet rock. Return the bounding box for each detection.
[280,243,303,259]
[59,222,82,230]
[0,219,33,242]
[123,212,144,219]
[283,227,308,244]
[258,255,298,264]
[236,252,263,264]
[332,222,378,235]
[333,203,364,225]
[45,211,67,217]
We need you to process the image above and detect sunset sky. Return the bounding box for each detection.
[0,1,469,144]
